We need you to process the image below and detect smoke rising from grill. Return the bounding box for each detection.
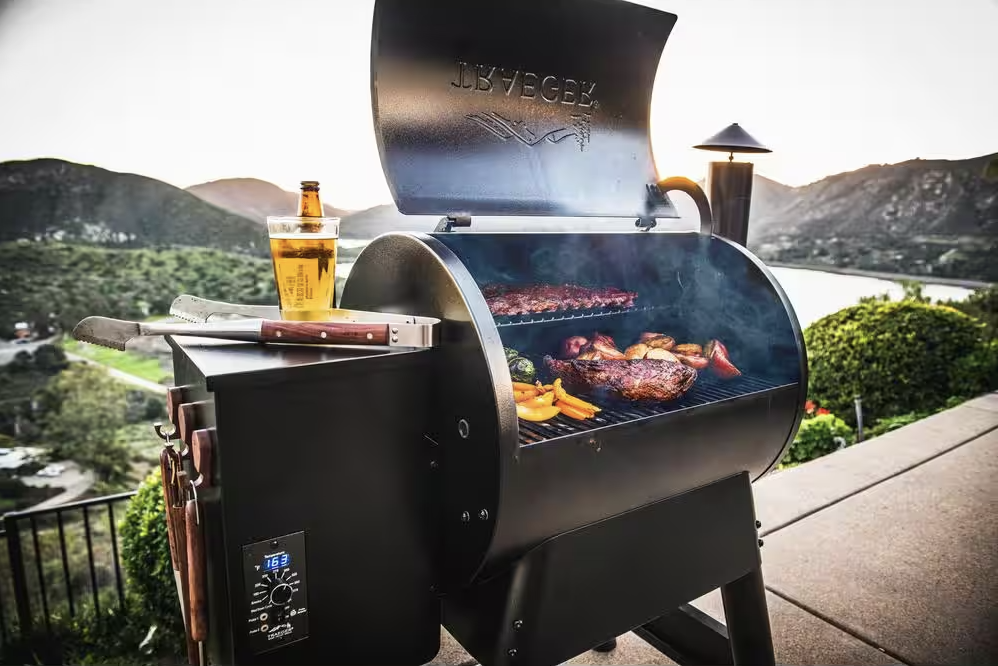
[436,232,801,390]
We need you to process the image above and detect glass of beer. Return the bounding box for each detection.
[267,215,340,321]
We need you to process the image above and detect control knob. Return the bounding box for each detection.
[269,583,294,606]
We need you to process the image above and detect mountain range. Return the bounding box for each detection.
[0,154,995,281]
[0,159,267,255]
[185,178,350,223]
[747,153,997,280]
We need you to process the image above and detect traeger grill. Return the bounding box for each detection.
[159,0,806,665]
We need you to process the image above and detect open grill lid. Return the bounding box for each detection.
[370,0,681,220]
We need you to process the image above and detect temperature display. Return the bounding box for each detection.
[262,553,290,571]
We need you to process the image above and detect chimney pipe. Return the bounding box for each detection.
[706,161,755,247]
[693,123,771,248]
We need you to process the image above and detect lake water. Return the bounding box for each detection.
[770,267,973,328]
[337,256,974,330]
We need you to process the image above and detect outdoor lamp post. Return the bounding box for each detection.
[694,123,771,247]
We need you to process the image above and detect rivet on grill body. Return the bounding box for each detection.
[430,460,439,469]
[756,520,762,529]
[366,332,373,340]
[392,327,399,334]
[589,437,601,452]
[478,509,489,521]
[320,331,327,339]
[507,649,518,658]
[513,619,523,630]
[458,419,470,438]
[275,331,282,338]
[758,538,765,547]
[461,511,470,523]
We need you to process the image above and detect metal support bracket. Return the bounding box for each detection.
[635,217,658,231]
[435,215,473,233]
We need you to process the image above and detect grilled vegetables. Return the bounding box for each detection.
[516,404,561,421]
[511,378,600,422]
[505,350,537,383]
[705,339,741,379]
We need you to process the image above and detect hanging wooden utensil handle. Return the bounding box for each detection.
[159,448,181,570]
[260,320,390,345]
[186,499,208,643]
[174,470,198,666]
[191,429,214,489]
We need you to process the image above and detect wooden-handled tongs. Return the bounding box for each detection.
[157,424,213,666]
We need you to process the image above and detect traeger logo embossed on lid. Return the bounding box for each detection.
[451,60,597,152]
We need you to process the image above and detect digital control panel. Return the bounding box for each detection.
[242,531,308,653]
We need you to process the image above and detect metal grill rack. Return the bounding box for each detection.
[517,375,789,446]
[493,305,665,328]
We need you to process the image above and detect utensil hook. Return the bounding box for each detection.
[153,421,177,441]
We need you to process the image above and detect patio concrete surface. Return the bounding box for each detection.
[429,392,998,666]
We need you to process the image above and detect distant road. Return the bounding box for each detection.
[0,334,166,391]
[64,352,167,393]
[766,262,993,290]
[21,461,96,510]
[0,335,59,365]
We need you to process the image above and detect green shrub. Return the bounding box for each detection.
[949,339,998,398]
[943,285,998,341]
[783,413,854,465]
[804,301,989,425]
[119,472,182,628]
[1,593,176,666]
[867,411,931,438]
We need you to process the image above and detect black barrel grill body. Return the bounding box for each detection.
[341,231,806,588]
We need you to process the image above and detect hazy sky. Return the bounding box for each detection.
[0,0,995,210]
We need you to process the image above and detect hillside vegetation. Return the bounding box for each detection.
[0,242,276,334]
[748,153,998,281]
[0,159,267,255]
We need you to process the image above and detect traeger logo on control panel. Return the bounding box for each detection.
[451,60,597,152]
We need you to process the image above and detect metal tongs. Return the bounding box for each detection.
[170,294,436,326]
[168,295,440,347]
[70,296,440,350]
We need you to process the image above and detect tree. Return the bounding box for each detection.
[985,156,998,181]
[40,364,133,486]
[31,344,70,375]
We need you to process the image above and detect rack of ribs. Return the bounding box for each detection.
[483,284,638,316]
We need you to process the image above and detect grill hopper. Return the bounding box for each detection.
[340,232,806,586]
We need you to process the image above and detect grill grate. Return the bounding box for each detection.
[517,374,793,446]
[494,305,665,328]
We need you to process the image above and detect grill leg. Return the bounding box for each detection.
[592,638,617,652]
[720,566,775,666]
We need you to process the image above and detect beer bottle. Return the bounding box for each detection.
[297,180,324,218]
[268,180,339,320]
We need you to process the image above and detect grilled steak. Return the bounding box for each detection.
[483,284,637,316]
[544,356,697,402]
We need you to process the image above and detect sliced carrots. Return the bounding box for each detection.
[512,377,600,422]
